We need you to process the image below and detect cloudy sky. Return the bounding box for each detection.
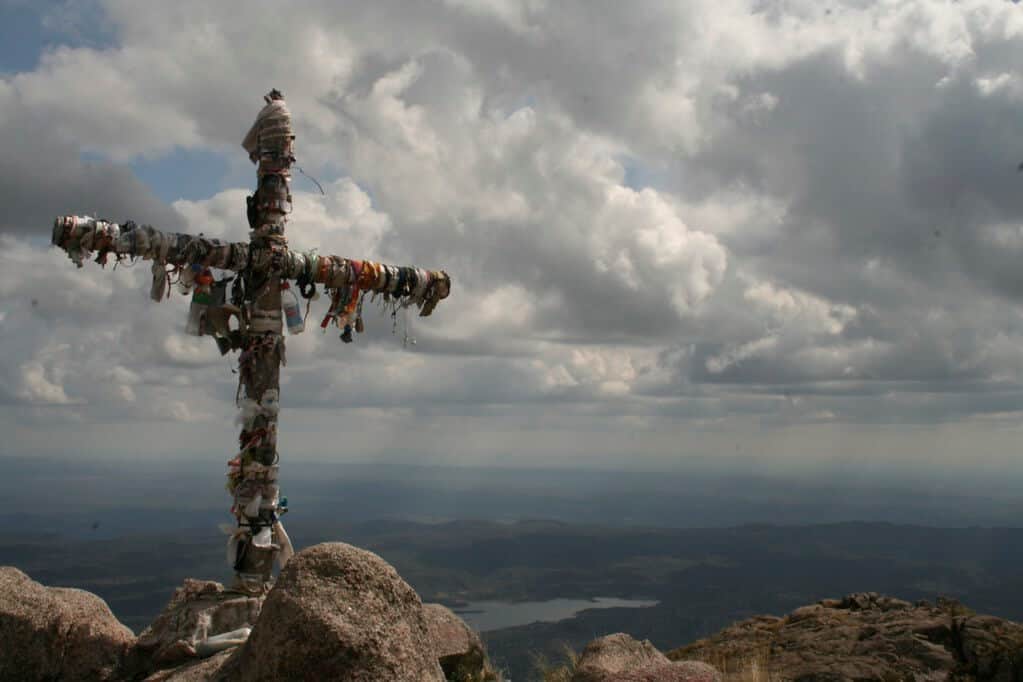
[2,0,1023,482]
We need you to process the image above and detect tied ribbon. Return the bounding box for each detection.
[345,260,363,319]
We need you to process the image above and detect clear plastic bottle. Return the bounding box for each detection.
[281,282,305,335]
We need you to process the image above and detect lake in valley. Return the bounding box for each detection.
[454,597,659,632]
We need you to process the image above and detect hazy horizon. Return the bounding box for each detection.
[4,454,1022,541]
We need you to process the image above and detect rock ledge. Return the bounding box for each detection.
[670,591,1023,681]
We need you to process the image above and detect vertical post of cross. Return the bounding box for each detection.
[227,89,296,592]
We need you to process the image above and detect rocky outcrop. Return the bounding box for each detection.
[424,602,499,681]
[135,580,262,666]
[127,578,263,677]
[142,649,237,681]
[957,613,1023,680]
[0,566,135,681]
[571,633,721,682]
[0,544,494,682]
[233,542,446,681]
[17,546,1023,682]
[669,592,1023,681]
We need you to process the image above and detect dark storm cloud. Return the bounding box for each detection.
[0,108,185,235]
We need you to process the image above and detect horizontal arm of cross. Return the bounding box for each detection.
[52,215,451,315]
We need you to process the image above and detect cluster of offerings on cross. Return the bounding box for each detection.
[50,89,451,594]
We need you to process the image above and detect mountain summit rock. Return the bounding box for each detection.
[6,544,1023,682]
[0,543,496,681]
[0,566,134,681]
[234,542,446,681]
[669,591,1023,680]
[571,633,721,682]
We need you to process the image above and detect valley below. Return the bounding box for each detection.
[4,517,1023,680]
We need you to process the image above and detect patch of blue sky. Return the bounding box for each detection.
[0,3,50,74]
[128,148,232,203]
[316,157,349,184]
[490,93,536,118]
[620,157,666,192]
[352,177,375,205]
[84,147,229,203]
[518,94,537,109]
[0,1,116,75]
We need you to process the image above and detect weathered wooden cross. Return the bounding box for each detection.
[50,90,451,594]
